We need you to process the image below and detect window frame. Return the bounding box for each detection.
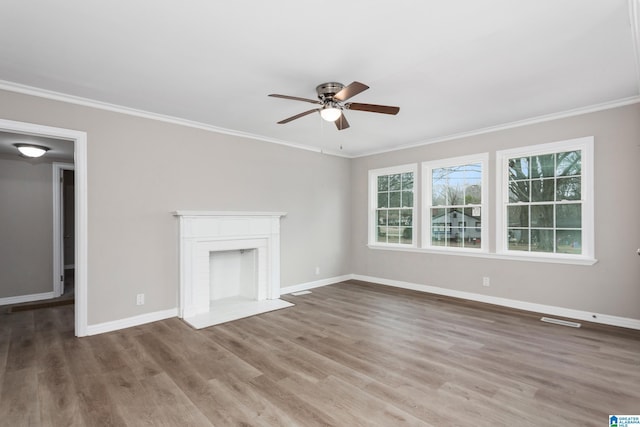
[422,153,489,253]
[495,136,594,261]
[368,163,418,248]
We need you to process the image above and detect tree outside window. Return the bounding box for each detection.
[497,136,593,261]
[507,150,582,254]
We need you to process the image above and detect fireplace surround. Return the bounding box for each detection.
[174,211,292,329]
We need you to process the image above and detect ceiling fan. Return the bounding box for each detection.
[269,81,400,130]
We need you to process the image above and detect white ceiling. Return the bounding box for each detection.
[1,0,639,157]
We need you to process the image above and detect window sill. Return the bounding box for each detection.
[367,244,598,265]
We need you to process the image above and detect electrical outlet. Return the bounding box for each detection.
[315,266,320,275]
[136,293,145,305]
[482,277,490,287]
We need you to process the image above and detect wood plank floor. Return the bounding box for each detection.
[1,280,638,426]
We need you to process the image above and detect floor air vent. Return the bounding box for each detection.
[540,317,581,328]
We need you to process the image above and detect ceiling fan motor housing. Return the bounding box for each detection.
[316,82,344,101]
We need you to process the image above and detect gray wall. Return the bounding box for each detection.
[0,89,352,324]
[2,87,638,325]
[351,103,640,320]
[0,156,53,298]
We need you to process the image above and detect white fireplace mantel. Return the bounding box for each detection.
[173,210,288,217]
[173,211,291,328]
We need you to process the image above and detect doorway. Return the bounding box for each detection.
[53,163,75,299]
[0,118,88,336]
[63,169,75,297]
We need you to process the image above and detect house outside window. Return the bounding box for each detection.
[369,164,417,246]
[423,154,488,251]
[496,136,594,261]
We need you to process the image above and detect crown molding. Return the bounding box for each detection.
[1,79,638,160]
[0,80,351,158]
[353,96,640,158]
[630,0,640,92]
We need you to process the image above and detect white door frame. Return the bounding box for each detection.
[52,162,75,297]
[0,118,88,337]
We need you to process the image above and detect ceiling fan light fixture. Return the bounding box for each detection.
[320,105,342,122]
[14,143,50,158]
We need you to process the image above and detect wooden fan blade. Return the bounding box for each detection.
[269,94,321,104]
[335,113,350,130]
[334,81,369,101]
[346,102,400,115]
[277,108,319,124]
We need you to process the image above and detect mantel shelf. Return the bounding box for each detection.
[173,210,287,217]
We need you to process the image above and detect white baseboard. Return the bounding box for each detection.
[351,274,640,330]
[79,273,640,336]
[86,308,178,336]
[85,274,348,336]
[280,275,353,295]
[0,291,55,306]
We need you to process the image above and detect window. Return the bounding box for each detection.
[369,164,417,246]
[496,137,594,260]
[367,138,594,265]
[423,154,488,251]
